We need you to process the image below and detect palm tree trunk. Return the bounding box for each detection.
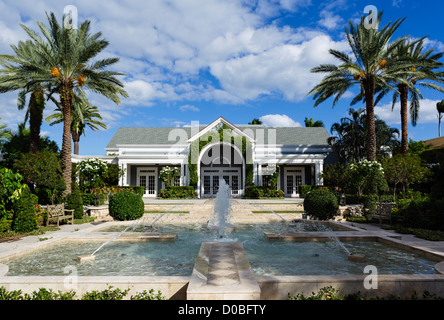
[72,130,80,155]
[60,83,73,196]
[399,84,409,154]
[364,78,377,162]
[29,90,45,153]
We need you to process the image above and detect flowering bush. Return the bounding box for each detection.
[348,160,388,195]
[159,166,179,188]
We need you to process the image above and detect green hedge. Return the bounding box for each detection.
[158,186,197,199]
[244,185,284,199]
[109,190,144,221]
[0,220,12,232]
[303,189,338,220]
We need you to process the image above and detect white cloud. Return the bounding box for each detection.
[210,33,348,102]
[259,114,301,127]
[319,10,343,30]
[179,104,200,112]
[375,98,442,125]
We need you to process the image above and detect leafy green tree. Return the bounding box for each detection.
[248,118,262,125]
[304,117,324,127]
[0,12,128,195]
[13,151,66,204]
[309,12,405,161]
[381,154,430,195]
[1,125,59,169]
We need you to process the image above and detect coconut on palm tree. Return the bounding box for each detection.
[308,12,405,161]
[0,12,128,194]
[378,38,444,153]
[45,92,107,155]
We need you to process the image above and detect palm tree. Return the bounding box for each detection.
[381,38,444,153]
[328,108,366,163]
[0,12,128,194]
[0,117,12,146]
[437,100,444,137]
[304,117,324,127]
[308,12,405,161]
[0,40,50,153]
[45,93,107,155]
[329,108,399,163]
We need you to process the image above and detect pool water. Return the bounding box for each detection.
[4,223,438,276]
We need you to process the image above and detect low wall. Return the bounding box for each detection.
[2,273,444,300]
[0,275,189,300]
[258,274,444,299]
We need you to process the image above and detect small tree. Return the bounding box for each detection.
[348,160,387,195]
[159,166,179,188]
[381,154,430,195]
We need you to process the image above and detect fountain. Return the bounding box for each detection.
[207,179,235,238]
[78,205,182,263]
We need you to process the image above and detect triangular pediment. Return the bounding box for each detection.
[187,117,255,143]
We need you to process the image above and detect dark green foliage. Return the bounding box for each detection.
[159,186,197,199]
[400,198,444,231]
[81,193,97,206]
[109,190,144,221]
[244,185,284,199]
[0,129,59,169]
[12,186,38,233]
[299,185,324,198]
[81,286,129,300]
[65,183,84,219]
[13,151,65,204]
[303,188,339,220]
[0,220,12,232]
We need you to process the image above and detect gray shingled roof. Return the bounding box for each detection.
[106,126,331,149]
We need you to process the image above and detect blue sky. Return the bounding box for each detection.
[1,0,444,155]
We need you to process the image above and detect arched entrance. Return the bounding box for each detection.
[198,142,245,197]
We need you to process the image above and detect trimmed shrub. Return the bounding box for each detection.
[12,186,38,233]
[109,190,144,221]
[299,185,313,198]
[244,185,284,199]
[158,186,197,199]
[65,184,84,219]
[81,193,97,206]
[303,188,339,220]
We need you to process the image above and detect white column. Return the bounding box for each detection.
[180,163,184,186]
[315,162,324,185]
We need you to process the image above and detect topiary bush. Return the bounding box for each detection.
[109,190,144,221]
[12,185,38,233]
[303,188,339,220]
[65,183,84,219]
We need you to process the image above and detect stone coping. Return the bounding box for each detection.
[187,242,261,300]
